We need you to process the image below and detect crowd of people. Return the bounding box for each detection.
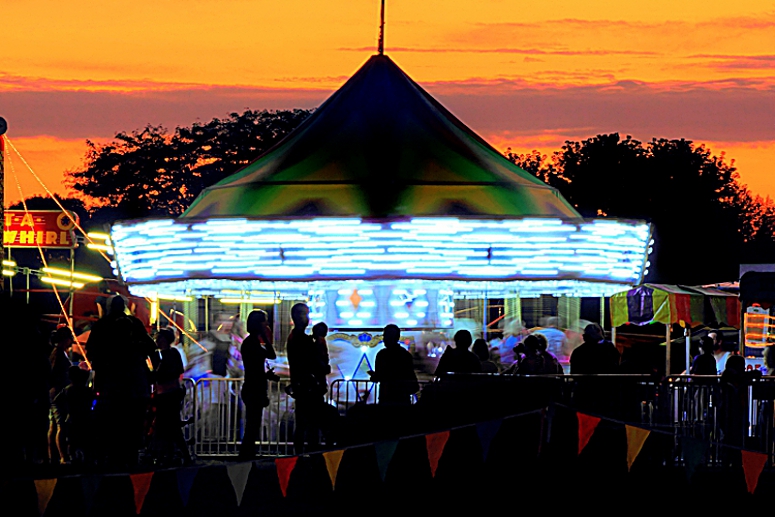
[8,290,774,469]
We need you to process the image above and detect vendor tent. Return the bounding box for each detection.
[610,283,740,329]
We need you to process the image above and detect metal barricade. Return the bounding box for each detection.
[187,374,774,463]
[191,377,296,457]
[328,379,432,413]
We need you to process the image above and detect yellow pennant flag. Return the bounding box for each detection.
[323,450,345,490]
[625,425,650,472]
[35,478,57,516]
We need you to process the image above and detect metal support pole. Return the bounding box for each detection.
[666,325,672,375]
[600,295,605,327]
[7,248,12,297]
[482,286,488,340]
[68,247,75,324]
[684,326,691,374]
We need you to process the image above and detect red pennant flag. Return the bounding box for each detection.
[742,450,768,494]
[577,413,601,455]
[275,456,298,498]
[426,431,450,478]
[129,472,154,515]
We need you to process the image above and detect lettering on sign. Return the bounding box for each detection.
[3,210,79,249]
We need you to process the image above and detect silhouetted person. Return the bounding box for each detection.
[86,294,156,468]
[718,355,755,467]
[287,303,329,453]
[369,324,419,405]
[764,345,775,377]
[48,326,74,464]
[506,334,562,374]
[534,333,563,374]
[708,329,731,374]
[151,328,191,465]
[239,310,277,459]
[52,365,95,464]
[472,338,499,373]
[570,323,620,374]
[435,330,483,375]
[690,336,718,375]
[312,322,332,377]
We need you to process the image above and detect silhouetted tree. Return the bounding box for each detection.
[66,109,312,218]
[506,134,774,284]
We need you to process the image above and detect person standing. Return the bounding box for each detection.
[151,328,192,466]
[569,323,620,374]
[239,310,277,459]
[369,324,419,405]
[86,295,156,468]
[434,330,483,375]
[48,327,73,464]
[286,303,329,453]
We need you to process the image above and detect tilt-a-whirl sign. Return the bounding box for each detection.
[3,210,79,249]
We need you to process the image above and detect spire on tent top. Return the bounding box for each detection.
[378,0,385,55]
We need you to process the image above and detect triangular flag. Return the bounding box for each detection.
[275,456,298,498]
[34,478,57,516]
[741,450,768,495]
[226,462,252,506]
[680,436,707,481]
[81,475,101,516]
[374,440,399,481]
[577,413,601,455]
[625,425,650,472]
[426,431,450,478]
[476,419,502,461]
[129,472,154,515]
[323,450,345,490]
[176,467,199,507]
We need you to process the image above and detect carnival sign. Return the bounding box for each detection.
[3,210,79,249]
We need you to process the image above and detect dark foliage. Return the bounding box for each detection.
[506,134,775,284]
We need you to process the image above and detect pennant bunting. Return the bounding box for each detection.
[374,440,399,481]
[577,413,601,455]
[323,450,345,490]
[680,436,707,481]
[129,472,154,515]
[226,463,252,507]
[176,467,199,507]
[475,419,502,461]
[625,425,650,472]
[275,456,298,498]
[81,475,101,516]
[741,450,768,495]
[34,478,57,516]
[426,431,450,478]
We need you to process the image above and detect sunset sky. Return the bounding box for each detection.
[3,0,774,206]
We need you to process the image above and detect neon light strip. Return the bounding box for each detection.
[112,217,650,289]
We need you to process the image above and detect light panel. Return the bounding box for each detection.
[112,217,651,296]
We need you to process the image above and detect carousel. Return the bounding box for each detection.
[109,51,653,379]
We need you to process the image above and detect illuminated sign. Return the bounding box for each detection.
[4,210,79,249]
[111,217,652,295]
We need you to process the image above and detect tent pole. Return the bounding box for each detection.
[665,325,672,375]
[685,326,691,374]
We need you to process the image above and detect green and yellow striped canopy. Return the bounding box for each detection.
[182,54,579,220]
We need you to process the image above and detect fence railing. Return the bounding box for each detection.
[190,377,296,457]
[184,374,775,464]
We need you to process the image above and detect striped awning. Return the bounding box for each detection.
[610,283,740,328]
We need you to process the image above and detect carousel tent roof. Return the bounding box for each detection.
[181,54,580,220]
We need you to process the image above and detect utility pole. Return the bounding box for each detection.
[0,117,7,293]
